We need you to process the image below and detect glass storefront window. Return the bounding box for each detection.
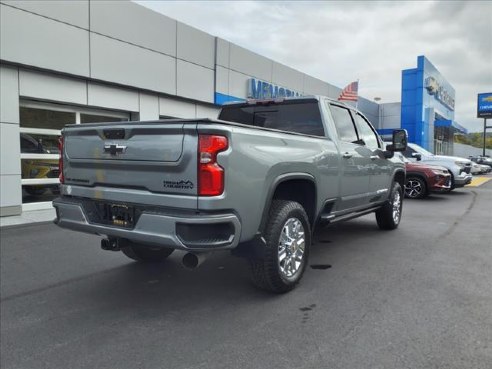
[80,114,128,124]
[20,107,76,130]
[22,183,60,204]
[20,133,59,154]
[21,158,59,180]
[19,102,130,206]
[22,157,60,204]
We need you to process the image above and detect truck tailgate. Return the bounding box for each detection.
[63,122,198,195]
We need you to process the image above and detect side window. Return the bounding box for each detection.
[329,105,358,143]
[354,114,380,150]
[219,102,325,137]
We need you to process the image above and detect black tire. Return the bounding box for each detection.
[376,182,403,230]
[249,200,311,293]
[404,176,428,199]
[121,241,174,262]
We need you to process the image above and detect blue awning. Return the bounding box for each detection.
[434,119,468,134]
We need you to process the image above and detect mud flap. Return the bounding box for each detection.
[231,233,267,259]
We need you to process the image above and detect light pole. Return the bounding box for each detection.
[483,118,491,157]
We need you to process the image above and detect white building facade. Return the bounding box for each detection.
[0,0,380,217]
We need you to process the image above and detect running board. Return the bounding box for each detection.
[320,206,381,224]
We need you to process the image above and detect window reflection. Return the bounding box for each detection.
[20,133,59,154]
[20,107,75,130]
[22,183,59,203]
[80,114,127,124]
[21,159,59,180]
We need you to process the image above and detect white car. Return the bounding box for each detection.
[470,163,482,174]
[474,163,491,174]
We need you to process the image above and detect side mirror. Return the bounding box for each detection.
[391,129,407,152]
[385,129,407,156]
[412,152,422,161]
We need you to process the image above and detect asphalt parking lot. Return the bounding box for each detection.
[1,177,491,369]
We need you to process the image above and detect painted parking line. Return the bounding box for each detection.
[466,177,492,187]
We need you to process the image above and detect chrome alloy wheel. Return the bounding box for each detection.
[392,190,402,224]
[405,179,423,198]
[278,218,305,278]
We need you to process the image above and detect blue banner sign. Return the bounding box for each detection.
[248,78,301,99]
[477,92,492,118]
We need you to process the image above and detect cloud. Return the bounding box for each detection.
[136,0,492,132]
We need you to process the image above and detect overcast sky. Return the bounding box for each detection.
[137,1,492,133]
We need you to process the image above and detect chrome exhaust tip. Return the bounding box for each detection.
[182,252,208,269]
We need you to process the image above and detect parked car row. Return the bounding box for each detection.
[469,156,492,174]
[401,143,473,190]
[469,155,492,168]
[396,143,491,199]
[470,162,491,174]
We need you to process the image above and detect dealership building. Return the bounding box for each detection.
[0,0,465,217]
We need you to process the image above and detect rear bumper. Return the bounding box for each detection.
[52,197,241,251]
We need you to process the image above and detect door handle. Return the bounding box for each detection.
[370,155,379,160]
[342,152,353,159]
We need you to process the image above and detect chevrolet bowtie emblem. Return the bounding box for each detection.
[104,144,127,156]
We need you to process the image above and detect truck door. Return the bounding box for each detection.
[329,104,371,211]
[352,113,392,202]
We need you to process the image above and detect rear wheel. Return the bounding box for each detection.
[121,241,174,262]
[404,176,427,199]
[249,200,311,293]
[376,182,403,230]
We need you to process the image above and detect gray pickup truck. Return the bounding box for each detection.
[53,96,407,293]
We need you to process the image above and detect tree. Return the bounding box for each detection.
[454,132,492,150]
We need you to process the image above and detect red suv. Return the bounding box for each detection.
[398,154,451,199]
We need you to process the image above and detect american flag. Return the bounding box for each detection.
[338,81,359,102]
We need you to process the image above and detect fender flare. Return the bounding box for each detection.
[258,172,317,234]
[391,169,406,195]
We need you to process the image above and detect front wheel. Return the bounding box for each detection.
[404,176,428,199]
[249,200,311,293]
[376,182,403,230]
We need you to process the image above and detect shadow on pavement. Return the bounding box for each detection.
[1,216,411,319]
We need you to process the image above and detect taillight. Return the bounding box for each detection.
[198,135,228,196]
[58,136,64,184]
